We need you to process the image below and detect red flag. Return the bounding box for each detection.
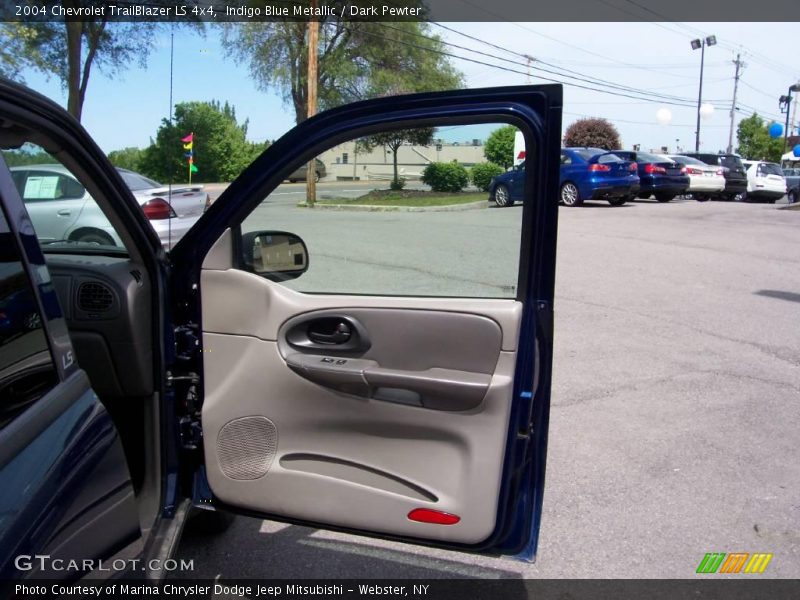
[181,133,194,143]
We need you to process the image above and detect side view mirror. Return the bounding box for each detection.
[241,231,309,281]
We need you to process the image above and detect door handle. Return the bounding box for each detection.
[307,320,351,345]
[57,209,71,216]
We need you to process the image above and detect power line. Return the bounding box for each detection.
[362,23,705,108]
[378,23,705,105]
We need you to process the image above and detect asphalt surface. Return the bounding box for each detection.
[177,193,800,579]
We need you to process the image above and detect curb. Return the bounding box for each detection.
[778,202,800,211]
[297,200,488,212]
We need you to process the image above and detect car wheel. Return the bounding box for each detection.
[71,230,115,246]
[560,182,582,207]
[314,171,321,183]
[655,193,674,203]
[607,197,626,206]
[493,184,513,207]
[288,179,297,184]
[23,312,41,330]
[694,194,710,202]
[739,191,748,202]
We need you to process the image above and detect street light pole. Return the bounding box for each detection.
[691,35,716,152]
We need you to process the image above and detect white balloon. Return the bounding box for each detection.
[700,103,715,120]
[656,108,672,125]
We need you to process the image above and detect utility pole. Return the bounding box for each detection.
[306,4,319,207]
[791,94,799,141]
[727,53,743,154]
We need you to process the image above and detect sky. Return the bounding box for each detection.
[14,21,799,155]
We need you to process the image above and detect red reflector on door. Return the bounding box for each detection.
[407,508,460,525]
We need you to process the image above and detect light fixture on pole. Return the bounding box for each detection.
[781,83,800,152]
[690,35,717,151]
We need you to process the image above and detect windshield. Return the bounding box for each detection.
[671,156,704,166]
[633,151,665,163]
[719,155,744,171]
[117,170,162,191]
[758,163,783,176]
[574,149,619,161]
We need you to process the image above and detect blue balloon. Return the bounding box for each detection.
[794,144,800,158]
[768,122,783,138]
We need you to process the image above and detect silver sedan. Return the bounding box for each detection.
[10,164,209,249]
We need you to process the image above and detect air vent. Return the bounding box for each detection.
[77,282,114,313]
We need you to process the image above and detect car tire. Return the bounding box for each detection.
[186,509,236,535]
[607,197,626,206]
[560,182,582,207]
[71,230,115,246]
[288,179,297,184]
[23,312,41,330]
[314,171,321,183]
[694,194,710,202]
[493,184,513,207]
[655,193,674,203]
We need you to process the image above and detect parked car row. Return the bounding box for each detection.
[488,148,789,207]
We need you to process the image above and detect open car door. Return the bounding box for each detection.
[171,86,562,560]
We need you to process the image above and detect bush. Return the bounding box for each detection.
[470,162,504,192]
[390,177,407,191]
[421,162,469,192]
[563,118,621,150]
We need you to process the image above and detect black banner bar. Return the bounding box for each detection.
[5,579,800,600]
[3,0,800,22]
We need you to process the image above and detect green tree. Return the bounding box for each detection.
[0,11,198,121]
[108,147,144,172]
[563,118,621,150]
[1,144,54,166]
[484,126,517,169]
[222,19,463,124]
[736,113,784,162]
[356,128,436,189]
[139,101,261,184]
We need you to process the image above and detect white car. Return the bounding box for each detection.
[666,154,726,201]
[10,164,209,249]
[741,160,787,203]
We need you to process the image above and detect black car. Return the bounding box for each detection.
[613,151,689,202]
[682,152,748,201]
[0,79,563,585]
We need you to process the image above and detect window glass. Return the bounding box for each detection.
[0,209,58,429]
[757,163,783,176]
[241,123,525,298]
[719,155,743,171]
[1,144,129,254]
[597,153,623,163]
[117,170,161,191]
[671,156,704,166]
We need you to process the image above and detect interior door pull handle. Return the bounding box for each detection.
[308,322,351,344]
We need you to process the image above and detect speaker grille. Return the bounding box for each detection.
[77,281,114,312]
[217,417,278,480]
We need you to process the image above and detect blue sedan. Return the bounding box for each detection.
[489,148,640,207]
[613,150,689,202]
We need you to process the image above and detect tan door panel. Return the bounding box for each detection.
[200,233,524,544]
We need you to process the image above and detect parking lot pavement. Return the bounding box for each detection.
[177,199,800,578]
